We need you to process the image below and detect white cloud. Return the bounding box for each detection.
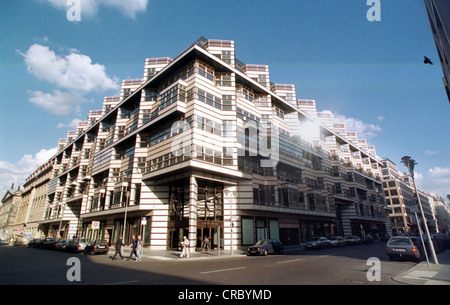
[415,167,450,198]
[21,44,119,92]
[57,118,83,129]
[37,0,149,19]
[333,113,382,139]
[0,147,59,197]
[425,150,438,156]
[19,43,118,115]
[28,90,89,115]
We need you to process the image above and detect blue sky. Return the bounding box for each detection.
[0,0,449,199]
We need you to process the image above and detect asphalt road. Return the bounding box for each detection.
[0,241,416,286]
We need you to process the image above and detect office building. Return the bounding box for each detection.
[7,38,391,251]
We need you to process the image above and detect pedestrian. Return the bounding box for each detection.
[112,235,124,260]
[203,236,210,253]
[127,235,137,261]
[180,236,190,258]
[136,235,142,262]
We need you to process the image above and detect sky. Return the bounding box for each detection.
[0,0,449,200]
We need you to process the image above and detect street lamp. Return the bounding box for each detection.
[401,156,439,265]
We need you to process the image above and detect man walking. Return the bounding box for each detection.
[180,236,190,258]
[112,235,124,260]
[127,235,138,261]
[136,235,143,262]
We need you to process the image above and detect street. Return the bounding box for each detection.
[0,241,416,285]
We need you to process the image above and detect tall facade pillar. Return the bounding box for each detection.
[188,175,198,253]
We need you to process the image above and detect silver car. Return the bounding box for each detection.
[344,236,361,245]
[329,236,346,247]
[386,236,424,262]
[304,237,331,249]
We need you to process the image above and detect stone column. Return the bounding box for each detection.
[188,175,198,253]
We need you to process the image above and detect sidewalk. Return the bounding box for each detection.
[392,250,450,285]
[110,246,249,261]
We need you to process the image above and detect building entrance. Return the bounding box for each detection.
[166,178,224,250]
[196,220,223,251]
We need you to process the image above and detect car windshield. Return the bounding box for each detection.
[388,238,412,246]
[255,240,268,246]
[311,237,321,241]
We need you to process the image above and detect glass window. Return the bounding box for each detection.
[242,218,254,245]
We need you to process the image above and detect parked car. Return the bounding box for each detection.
[434,234,450,250]
[304,237,331,249]
[83,240,110,255]
[344,236,361,245]
[34,238,50,249]
[41,238,60,250]
[422,236,441,254]
[329,236,346,247]
[14,236,28,246]
[361,234,374,244]
[381,234,391,241]
[247,239,284,256]
[54,239,70,251]
[28,238,38,248]
[66,238,91,253]
[386,236,424,262]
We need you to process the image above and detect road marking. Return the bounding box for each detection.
[200,267,247,274]
[149,256,175,261]
[276,258,303,264]
[103,280,140,285]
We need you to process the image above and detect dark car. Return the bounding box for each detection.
[42,238,60,250]
[35,238,51,249]
[434,234,450,250]
[247,239,284,256]
[381,234,391,241]
[422,236,441,254]
[66,238,91,253]
[386,236,424,262]
[83,240,109,255]
[54,239,70,251]
[361,234,374,244]
[28,238,38,248]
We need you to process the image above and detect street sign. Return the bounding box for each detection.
[141,217,147,225]
[92,221,100,230]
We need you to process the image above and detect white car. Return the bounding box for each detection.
[304,237,331,249]
[344,236,361,245]
[329,236,346,247]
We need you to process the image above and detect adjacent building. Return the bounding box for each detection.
[424,0,450,103]
[1,37,392,251]
[0,186,22,239]
[381,159,438,234]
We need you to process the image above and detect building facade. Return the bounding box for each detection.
[4,38,392,251]
[381,159,438,234]
[0,186,22,239]
[424,0,450,103]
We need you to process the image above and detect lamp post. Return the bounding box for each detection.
[401,156,439,265]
